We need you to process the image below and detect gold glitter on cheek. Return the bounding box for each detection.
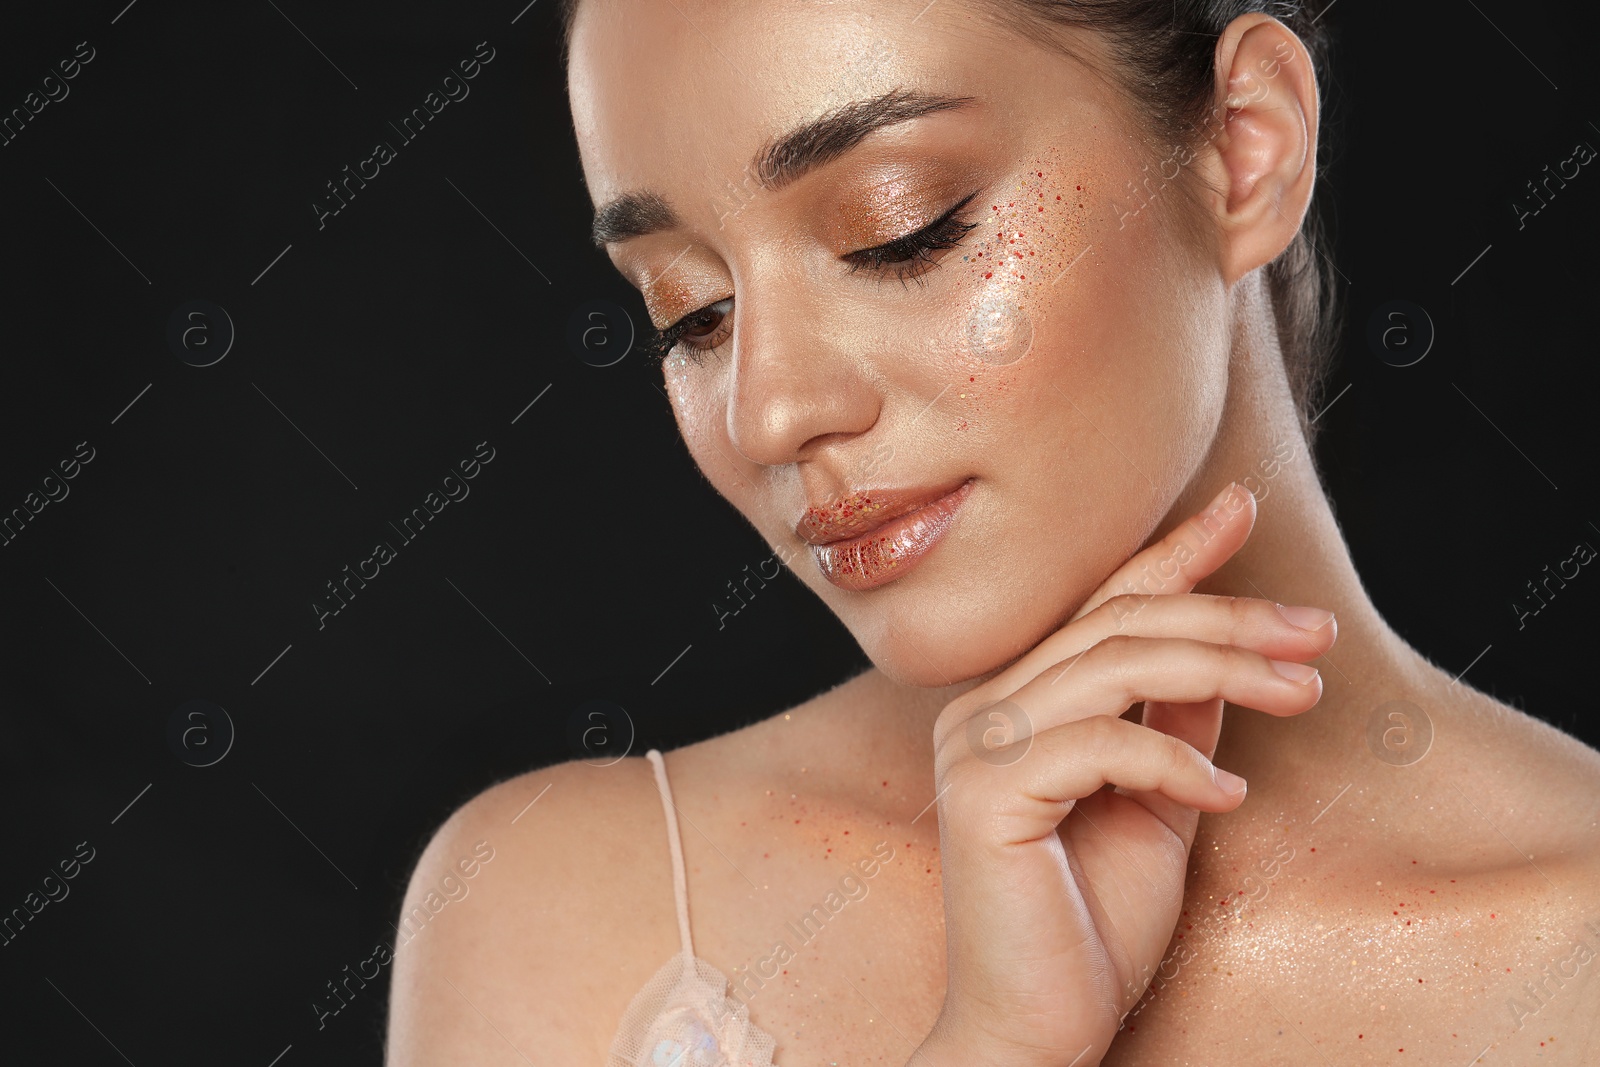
[940,144,1096,405]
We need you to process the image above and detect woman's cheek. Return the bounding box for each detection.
[930,148,1099,430]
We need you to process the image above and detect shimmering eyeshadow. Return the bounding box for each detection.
[642,191,983,366]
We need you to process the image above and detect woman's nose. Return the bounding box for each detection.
[724,287,882,469]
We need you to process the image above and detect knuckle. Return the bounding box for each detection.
[1077,713,1123,758]
[1094,632,1142,698]
[1211,638,1246,675]
[1102,592,1149,626]
[1161,731,1198,778]
[1096,631,1139,659]
[1224,594,1255,636]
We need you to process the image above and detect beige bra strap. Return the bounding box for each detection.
[645,748,695,958]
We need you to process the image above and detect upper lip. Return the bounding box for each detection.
[794,477,973,546]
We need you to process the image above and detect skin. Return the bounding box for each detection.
[383,2,1600,1064]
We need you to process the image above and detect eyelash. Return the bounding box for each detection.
[643,191,983,366]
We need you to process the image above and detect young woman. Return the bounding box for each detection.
[385,1,1600,1063]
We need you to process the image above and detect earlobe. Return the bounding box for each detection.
[1204,16,1319,286]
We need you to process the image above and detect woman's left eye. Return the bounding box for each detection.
[844,191,982,285]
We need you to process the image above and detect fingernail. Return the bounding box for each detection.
[1214,767,1248,796]
[1204,481,1240,513]
[1276,604,1334,631]
[1270,659,1320,684]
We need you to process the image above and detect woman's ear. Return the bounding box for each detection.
[1195,14,1320,287]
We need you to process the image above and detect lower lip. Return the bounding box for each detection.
[811,480,975,592]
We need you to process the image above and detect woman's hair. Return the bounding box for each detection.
[557,0,1342,444]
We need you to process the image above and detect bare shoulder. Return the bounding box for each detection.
[1118,682,1600,1065]
[384,754,682,1066]
[1446,695,1600,1058]
[1321,690,1600,1060]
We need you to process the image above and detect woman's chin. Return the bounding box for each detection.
[856,616,1042,692]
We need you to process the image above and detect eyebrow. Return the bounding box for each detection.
[590,88,976,247]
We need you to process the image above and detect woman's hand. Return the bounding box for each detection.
[913,482,1337,1067]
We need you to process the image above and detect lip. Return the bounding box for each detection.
[797,479,975,592]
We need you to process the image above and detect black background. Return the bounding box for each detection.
[0,1,1596,1064]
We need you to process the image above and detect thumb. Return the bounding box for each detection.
[1068,482,1257,625]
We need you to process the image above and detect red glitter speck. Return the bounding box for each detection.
[969,376,975,381]
[984,272,992,278]
[1076,185,1081,190]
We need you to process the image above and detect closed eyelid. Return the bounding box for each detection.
[846,190,981,256]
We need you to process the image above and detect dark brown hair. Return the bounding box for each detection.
[557,0,1342,443]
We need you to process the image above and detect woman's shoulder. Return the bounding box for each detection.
[1293,690,1600,1057]
[384,753,684,1065]
[1444,683,1600,865]
[1133,692,1600,1062]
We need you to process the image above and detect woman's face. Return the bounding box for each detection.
[569,0,1232,687]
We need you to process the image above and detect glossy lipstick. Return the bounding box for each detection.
[797,479,974,592]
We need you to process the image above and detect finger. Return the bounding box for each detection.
[1124,697,1224,838]
[945,634,1323,749]
[975,591,1337,703]
[1141,697,1224,761]
[942,714,1246,848]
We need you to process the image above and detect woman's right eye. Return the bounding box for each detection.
[646,297,734,365]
